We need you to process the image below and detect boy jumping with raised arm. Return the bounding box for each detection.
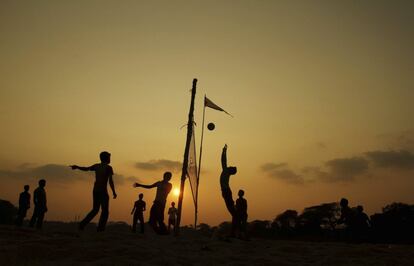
[220,144,238,237]
[70,151,117,232]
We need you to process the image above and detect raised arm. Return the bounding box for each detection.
[221,144,228,170]
[133,182,158,189]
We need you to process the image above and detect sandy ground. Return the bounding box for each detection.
[1,223,413,266]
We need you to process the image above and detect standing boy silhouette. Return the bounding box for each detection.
[29,179,47,229]
[236,189,248,239]
[131,193,146,233]
[133,172,172,234]
[15,185,31,226]
[71,151,117,232]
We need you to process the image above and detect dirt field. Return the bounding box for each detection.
[1,223,413,265]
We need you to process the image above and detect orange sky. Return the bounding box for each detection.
[1,0,414,226]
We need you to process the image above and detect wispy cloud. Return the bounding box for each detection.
[0,164,87,183]
[261,163,304,185]
[365,150,414,170]
[263,146,414,185]
[135,159,182,172]
[0,164,136,185]
[322,157,369,182]
[260,162,287,172]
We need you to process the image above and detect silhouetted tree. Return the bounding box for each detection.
[211,221,232,239]
[274,209,298,229]
[197,223,213,236]
[371,202,414,243]
[272,210,298,237]
[247,220,271,238]
[298,202,340,234]
[382,202,414,215]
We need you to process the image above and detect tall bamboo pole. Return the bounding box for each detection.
[175,78,197,235]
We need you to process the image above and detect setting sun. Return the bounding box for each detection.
[173,188,180,197]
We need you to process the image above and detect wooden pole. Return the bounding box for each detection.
[175,78,197,235]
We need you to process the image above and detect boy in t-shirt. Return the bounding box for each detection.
[131,193,146,233]
[29,179,47,229]
[70,151,117,232]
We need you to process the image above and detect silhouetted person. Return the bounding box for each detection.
[71,151,117,232]
[338,198,355,240]
[134,172,172,234]
[236,189,248,239]
[220,144,238,237]
[168,202,178,232]
[131,193,146,233]
[338,198,353,227]
[29,179,47,229]
[15,185,30,226]
[354,205,371,240]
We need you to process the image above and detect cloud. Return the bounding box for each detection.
[260,162,287,172]
[135,159,182,172]
[365,150,414,170]
[377,130,414,150]
[0,164,88,183]
[263,145,414,185]
[272,169,305,185]
[301,166,324,177]
[263,156,370,184]
[261,163,304,185]
[0,164,136,185]
[121,176,141,184]
[322,157,369,182]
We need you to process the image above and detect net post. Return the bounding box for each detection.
[175,78,197,236]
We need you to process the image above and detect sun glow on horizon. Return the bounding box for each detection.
[173,188,180,197]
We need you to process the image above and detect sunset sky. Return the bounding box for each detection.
[1,0,413,226]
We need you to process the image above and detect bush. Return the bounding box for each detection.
[0,199,18,225]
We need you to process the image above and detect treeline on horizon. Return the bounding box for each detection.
[1,199,413,243]
[200,201,414,244]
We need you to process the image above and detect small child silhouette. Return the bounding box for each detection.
[131,193,146,233]
[168,202,178,232]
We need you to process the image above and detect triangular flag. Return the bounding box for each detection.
[204,96,233,117]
